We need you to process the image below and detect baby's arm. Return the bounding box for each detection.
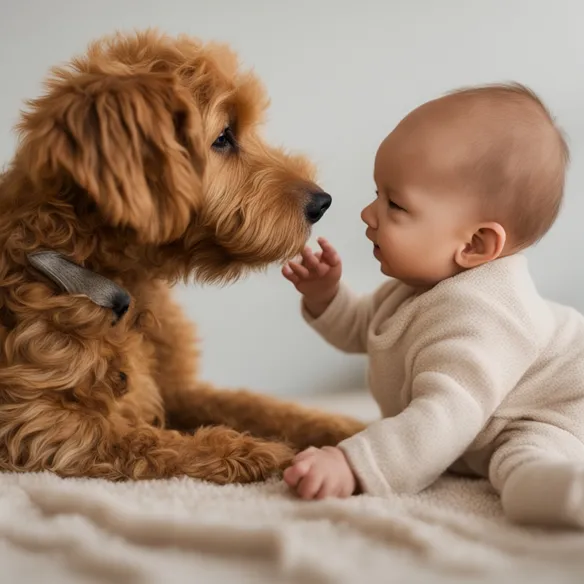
[283,238,375,354]
[338,291,540,496]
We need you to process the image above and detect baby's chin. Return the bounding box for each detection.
[379,263,402,281]
[380,265,440,289]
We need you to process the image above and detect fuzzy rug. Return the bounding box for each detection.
[1,392,583,584]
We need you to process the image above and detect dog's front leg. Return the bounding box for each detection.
[108,419,296,483]
[0,404,294,483]
[164,382,366,451]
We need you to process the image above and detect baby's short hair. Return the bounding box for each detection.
[446,83,569,250]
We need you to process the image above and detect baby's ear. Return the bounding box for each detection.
[455,222,507,269]
[16,70,206,243]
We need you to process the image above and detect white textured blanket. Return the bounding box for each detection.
[1,392,583,584]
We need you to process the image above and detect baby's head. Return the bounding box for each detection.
[362,83,569,289]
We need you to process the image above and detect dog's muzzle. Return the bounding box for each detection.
[305,192,332,224]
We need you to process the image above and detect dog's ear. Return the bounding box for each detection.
[17,71,206,243]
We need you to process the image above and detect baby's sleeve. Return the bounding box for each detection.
[301,282,378,354]
[337,287,542,495]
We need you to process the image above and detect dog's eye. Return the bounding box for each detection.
[212,126,237,153]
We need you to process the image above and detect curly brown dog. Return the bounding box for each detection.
[0,30,365,484]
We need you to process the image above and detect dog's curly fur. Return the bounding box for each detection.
[0,30,365,484]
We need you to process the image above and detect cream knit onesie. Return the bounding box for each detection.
[302,254,584,528]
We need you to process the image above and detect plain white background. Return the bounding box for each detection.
[1,1,584,397]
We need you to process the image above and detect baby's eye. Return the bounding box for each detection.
[388,199,405,212]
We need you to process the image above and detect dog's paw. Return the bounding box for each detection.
[193,426,295,485]
[232,436,295,483]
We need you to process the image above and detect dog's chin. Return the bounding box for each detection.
[216,221,309,264]
[172,233,305,286]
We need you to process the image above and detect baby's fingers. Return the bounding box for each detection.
[282,264,300,284]
[286,261,310,280]
[297,471,323,500]
[301,247,320,270]
[302,244,331,278]
[317,238,341,266]
[301,247,329,277]
[283,458,312,489]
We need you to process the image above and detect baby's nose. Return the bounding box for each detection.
[361,202,376,228]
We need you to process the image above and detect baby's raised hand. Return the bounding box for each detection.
[283,446,357,500]
[282,238,342,316]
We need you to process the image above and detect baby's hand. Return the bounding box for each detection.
[282,238,342,317]
[283,446,357,500]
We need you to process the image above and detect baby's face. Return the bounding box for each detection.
[361,104,482,288]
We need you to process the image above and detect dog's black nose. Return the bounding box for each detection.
[305,192,332,224]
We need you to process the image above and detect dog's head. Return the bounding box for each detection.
[13,30,330,281]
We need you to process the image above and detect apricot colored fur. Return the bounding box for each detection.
[0,30,365,484]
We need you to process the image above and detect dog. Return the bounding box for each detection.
[0,29,365,484]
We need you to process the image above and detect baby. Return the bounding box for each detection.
[281,83,584,529]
